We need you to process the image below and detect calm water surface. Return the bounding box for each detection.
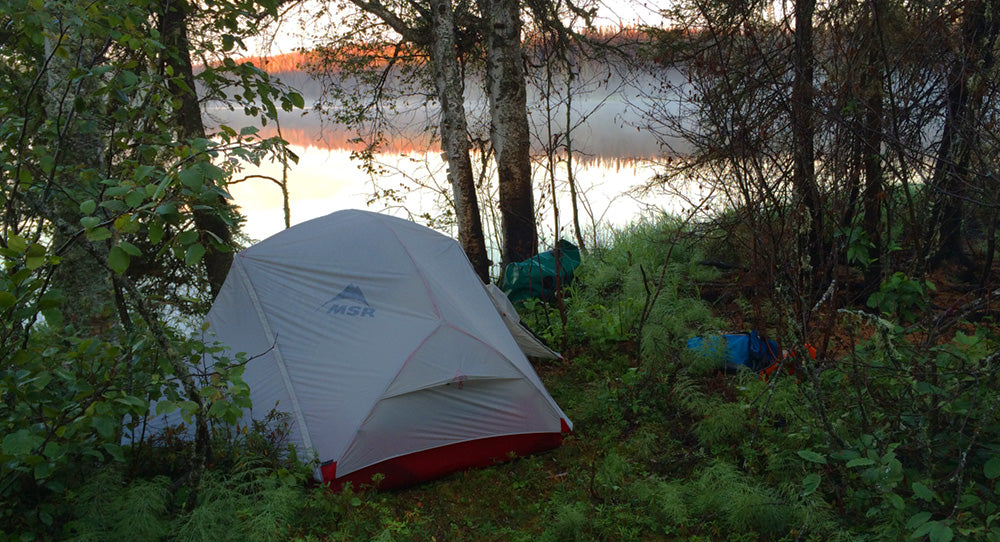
[211,70,691,245]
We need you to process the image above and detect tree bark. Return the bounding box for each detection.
[428,0,490,281]
[791,0,824,283]
[161,0,234,299]
[159,0,221,505]
[45,26,116,334]
[926,0,1000,267]
[478,0,538,266]
[860,0,885,292]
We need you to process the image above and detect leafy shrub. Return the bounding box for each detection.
[866,272,934,322]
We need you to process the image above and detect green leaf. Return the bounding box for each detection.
[985,456,1000,480]
[148,221,164,245]
[2,429,44,456]
[41,308,63,328]
[208,400,229,419]
[134,164,156,182]
[178,164,204,190]
[797,450,827,464]
[25,243,46,268]
[81,216,101,229]
[802,473,821,496]
[185,243,206,266]
[8,234,27,253]
[39,154,55,175]
[118,241,141,257]
[156,202,178,218]
[115,214,140,234]
[190,138,213,153]
[176,230,199,245]
[910,516,934,536]
[929,522,953,542]
[108,246,130,274]
[103,443,125,462]
[155,400,176,416]
[152,172,172,201]
[91,416,116,438]
[913,481,935,501]
[846,457,875,468]
[80,199,97,215]
[0,291,16,309]
[178,401,199,423]
[26,243,45,257]
[30,371,51,390]
[38,291,64,310]
[201,162,226,182]
[43,441,66,461]
[34,461,53,480]
[290,92,305,109]
[104,186,129,197]
[101,199,126,213]
[86,227,112,242]
[125,189,144,209]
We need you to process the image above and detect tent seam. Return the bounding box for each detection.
[235,258,316,461]
[441,321,567,422]
[338,215,566,472]
[337,322,443,468]
[328,215,447,472]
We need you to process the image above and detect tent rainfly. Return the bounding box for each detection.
[205,210,572,489]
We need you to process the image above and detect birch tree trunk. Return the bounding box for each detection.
[428,0,490,281]
[478,0,538,266]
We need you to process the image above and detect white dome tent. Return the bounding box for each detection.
[204,209,572,488]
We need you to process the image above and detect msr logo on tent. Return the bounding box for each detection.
[322,284,376,318]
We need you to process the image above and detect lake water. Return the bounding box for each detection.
[210,68,693,247]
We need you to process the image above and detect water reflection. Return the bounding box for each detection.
[210,78,685,244]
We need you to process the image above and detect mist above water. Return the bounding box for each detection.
[208,65,691,244]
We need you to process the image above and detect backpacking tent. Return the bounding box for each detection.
[203,209,572,489]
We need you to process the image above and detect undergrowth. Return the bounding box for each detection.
[10,215,1000,541]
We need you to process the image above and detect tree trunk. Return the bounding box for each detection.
[861,0,885,292]
[791,0,824,285]
[161,0,234,299]
[478,0,537,266]
[159,0,219,505]
[926,0,1000,267]
[45,28,116,335]
[428,0,490,282]
[565,66,586,253]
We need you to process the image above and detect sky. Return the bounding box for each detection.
[246,0,664,57]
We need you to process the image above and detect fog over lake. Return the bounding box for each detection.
[208,66,693,245]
